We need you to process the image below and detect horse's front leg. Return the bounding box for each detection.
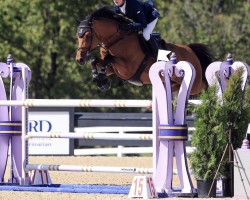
[99,48,114,75]
[97,54,114,90]
[90,58,103,89]
[90,58,99,83]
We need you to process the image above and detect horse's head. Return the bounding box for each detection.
[75,19,93,65]
[75,6,133,65]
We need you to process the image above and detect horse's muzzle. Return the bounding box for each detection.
[76,51,87,65]
[77,57,86,65]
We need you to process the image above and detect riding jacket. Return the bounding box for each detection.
[113,0,160,31]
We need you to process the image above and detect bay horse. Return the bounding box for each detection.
[75,6,214,95]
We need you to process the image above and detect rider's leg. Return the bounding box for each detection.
[147,36,160,57]
[143,18,160,56]
[143,18,158,41]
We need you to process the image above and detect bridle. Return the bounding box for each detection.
[76,23,94,57]
[77,19,132,56]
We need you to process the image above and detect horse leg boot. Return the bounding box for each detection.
[91,58,104,90]
[90,58,100,82]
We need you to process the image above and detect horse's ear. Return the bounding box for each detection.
[74,17,81,25]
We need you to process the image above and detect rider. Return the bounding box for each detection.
[113,0,160,56]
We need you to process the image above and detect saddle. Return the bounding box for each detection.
[126,32,165,86]
[138,32,164,57]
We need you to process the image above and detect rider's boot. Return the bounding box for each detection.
[147,36,160,57]
[138,31,150,54]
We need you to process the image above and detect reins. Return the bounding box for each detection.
[91,19,134,51]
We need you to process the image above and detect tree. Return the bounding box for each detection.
[0,0,249,104]
[222,68,250,148]
[190,68,250,197]
[0,0,152,105]
[190,85,225,181]
[154,0,250,63]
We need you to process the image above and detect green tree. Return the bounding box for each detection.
[0,0,249,105]
[190,67,250,181]
[222,68,249,148]
[190,85,225,180]
[154,0,250,63]
[0,0,152,106]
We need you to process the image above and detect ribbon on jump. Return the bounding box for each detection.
[0,121,22,135]
[158,124,188,140]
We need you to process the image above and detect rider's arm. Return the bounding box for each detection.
[119,3,147,31]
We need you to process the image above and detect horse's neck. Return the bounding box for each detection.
[93,20,120,47]
[93,20,116,34]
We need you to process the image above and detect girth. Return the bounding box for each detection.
[126,55,149,86]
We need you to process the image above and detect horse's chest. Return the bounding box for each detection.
[111,62,132,79]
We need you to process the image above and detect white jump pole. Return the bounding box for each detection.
[25,164,153,174]
[0,99,152,108]
[0,99,200,107]
[26,132,152,140]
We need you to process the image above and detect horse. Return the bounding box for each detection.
[75,6,214,95]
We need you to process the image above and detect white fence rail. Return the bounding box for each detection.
[73,126,196,157]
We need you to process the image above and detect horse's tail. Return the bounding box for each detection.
[188,43,215,83]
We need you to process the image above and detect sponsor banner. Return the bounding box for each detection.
[28,111,70,155]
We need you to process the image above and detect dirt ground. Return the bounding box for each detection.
[0,156,236,200]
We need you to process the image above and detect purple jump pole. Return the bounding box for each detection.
[0,55,31,185]
[149,52,196,197]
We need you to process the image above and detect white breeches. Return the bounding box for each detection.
[143,18,158,41]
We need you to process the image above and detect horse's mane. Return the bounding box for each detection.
[88,6,132,24]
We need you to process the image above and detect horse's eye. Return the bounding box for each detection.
[86,34,91,40]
